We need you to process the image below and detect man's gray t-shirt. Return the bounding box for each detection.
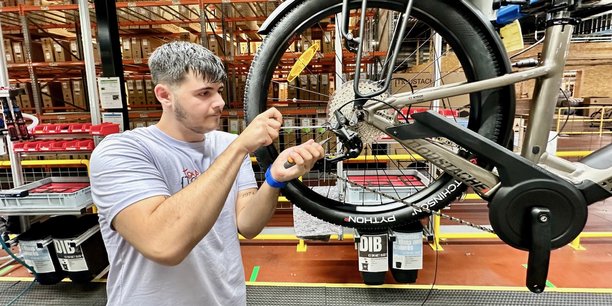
[90,125,257,306]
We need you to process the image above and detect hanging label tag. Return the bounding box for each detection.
[20,240,56,274]
[53,239,89,272]
[500,20,524,53]
[392,231,423,270]
[358,233,388,273]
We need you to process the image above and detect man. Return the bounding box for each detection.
[90,41,324,305]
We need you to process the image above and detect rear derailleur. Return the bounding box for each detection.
[313,110,364,171]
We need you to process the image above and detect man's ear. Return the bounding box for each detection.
[154,84,172,107]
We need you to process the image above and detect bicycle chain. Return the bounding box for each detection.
[329,173,495,234]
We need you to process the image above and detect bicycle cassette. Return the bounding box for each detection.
[328,80,392,146]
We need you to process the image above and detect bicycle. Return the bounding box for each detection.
[244,0,612,292]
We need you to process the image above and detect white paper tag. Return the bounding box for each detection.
[392,232,422,270]
[358,234,388,273]
[20,240,56,274]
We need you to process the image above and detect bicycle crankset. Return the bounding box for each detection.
[387,110,598,293]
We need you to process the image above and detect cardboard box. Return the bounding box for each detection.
[300,117,315,140]
[150,38,164,56]
[249,42,258,54]
[72,80,85,109]
[92,42,101,62]
[208,36,220,56]
[121,38,133,60]
[53,41,71,62]
[144,80,157,105]
[322,32,334,53]
[303,28,312,47]
[137,8,150,29]
[583,97,612,106]
[135,80,145,104]
[70,41,79,61]
[288,79,298,100]
[582,97,612,116]
[61,81,74,104]
[237,75,247,104]
[15,83,32,109]
[282,118,296,145]
[3,39,13,63]
[12,42,24,63]
[40,82,63,109]
[309,74,319,101]
[131,38,142,60]
[30,41,45,62]
[41,38,55,62]
[141,38,152,58]
[126,80,136,106]
[320,73,329,97]
[298,75,309,101]
[239,42,249,55]
[278,82,288,102]
[515,98,532,116]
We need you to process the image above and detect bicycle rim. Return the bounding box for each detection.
[245,0,515,230]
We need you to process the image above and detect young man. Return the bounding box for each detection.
[90,41,324,305]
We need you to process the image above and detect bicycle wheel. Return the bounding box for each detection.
[245,0,515,230]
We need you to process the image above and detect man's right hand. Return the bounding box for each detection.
[236,107,283,153]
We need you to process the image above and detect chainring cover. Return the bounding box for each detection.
[488,179,588,251]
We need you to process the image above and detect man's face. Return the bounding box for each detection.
[170,72,225,135]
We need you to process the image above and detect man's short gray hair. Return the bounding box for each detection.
[148,41,226,86]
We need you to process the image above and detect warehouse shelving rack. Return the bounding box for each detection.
[0,0,390,129]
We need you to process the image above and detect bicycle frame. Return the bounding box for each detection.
[359,8,612,202]
[249,0,611,293]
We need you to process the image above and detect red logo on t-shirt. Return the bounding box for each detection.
[180,168,200,188]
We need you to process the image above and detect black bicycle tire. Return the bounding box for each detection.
[245,0,515,230]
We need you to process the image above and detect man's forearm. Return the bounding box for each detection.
[237,184,280,239]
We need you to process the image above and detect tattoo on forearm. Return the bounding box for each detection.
[240,191,256,199]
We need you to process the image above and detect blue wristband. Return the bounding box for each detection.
[265,167,287,189]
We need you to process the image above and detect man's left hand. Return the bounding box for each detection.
[269,139,325,183]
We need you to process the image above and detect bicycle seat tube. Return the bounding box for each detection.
[521,9,576,162]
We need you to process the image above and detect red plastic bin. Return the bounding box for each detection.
[62,140,79,151]
[12,142,26,152]
[68,123,85,133]
[38,141,65,152]
[31,125,47,134]
[90,123,119,136]
[23,141,41,152]
[77,139,94,151]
